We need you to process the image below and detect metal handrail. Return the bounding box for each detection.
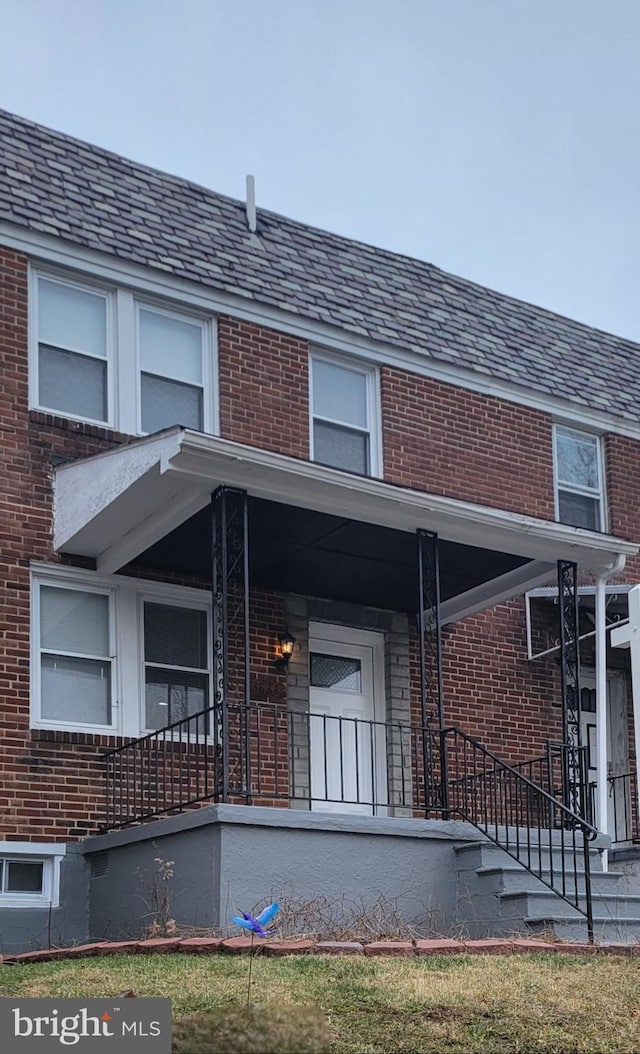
[442,726,596,941]
[103,708,596,940]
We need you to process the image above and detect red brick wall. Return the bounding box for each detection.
[381,367,555,517]
[217,316,309,459]
[605,433,640,578]
[2,243,639,844]
[409,604,561,767]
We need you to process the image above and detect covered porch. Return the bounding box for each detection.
[54,427,636,836]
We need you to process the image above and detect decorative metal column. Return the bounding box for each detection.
[417,529,448,814]
[558,559,584,818]
[211,486,250,803]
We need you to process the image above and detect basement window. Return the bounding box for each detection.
[0,844,64,907]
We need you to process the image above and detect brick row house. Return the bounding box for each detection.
[2,109,640,951]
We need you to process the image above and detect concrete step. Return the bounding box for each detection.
[455,838,605,874]
[528,915,640,944]
[500,889,640,921]
[475,864,621,898]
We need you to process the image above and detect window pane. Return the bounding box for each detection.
[313,420,368,474]
[556,431,599,490]
[41,654,111,724]
[139,309,203,385]
[141,373,203,432]
[39,278,106,358]
[144,603,207,669]
[312,359,367,427]
[558,490,600,530]
[39,346,108,421]
[145,669,208,730]
[311,653,362,691]
[41,587,109,656]
[6,861,44,893]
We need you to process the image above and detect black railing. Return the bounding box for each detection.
[104,704,449,830]
[445,728,596,941]
[104,710,596,939]
[589,771,639,846]
[104,708,216,829]
[511,741,594,826]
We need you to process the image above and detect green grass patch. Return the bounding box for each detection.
[1,952,639,1052]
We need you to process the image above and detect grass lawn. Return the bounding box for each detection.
[1,952,639,1052]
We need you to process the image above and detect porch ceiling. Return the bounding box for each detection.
[53,428,637,621]
[137,496,530,614]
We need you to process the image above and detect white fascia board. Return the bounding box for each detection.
[4,222,640,442]
[440,561,556,625]
[173,433,637,571]
[54,428,637,575]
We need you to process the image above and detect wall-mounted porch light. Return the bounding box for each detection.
[274,632,296,672]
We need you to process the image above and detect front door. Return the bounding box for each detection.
[308,623,386,815]
[580,670,630,840]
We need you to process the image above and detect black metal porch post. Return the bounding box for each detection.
[558,559,584,818]
[211,486,251,804]
[417,529,448,815]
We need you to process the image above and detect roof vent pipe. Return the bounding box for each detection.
[246,175,257,233]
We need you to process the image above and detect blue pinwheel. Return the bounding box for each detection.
[231,901,280,938]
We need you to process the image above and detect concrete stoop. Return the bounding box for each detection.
[455,840,640,943]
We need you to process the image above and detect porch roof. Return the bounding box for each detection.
[53,428,637,622]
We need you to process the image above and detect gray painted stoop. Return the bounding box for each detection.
[455,838,640,943]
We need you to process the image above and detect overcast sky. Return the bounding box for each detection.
[1,0,639,343]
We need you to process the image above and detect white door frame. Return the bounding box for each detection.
[581,667,630,838]
[308,622,387,814]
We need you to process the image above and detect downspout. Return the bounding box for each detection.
[595,553,626,873]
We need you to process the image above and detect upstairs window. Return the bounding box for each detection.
[36,275,110,424]
[310,354,380,475]
[554,425,605,530]
[32,268,216,436]
[138,307,205,433]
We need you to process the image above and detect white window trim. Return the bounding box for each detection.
[0,842,65,908]
[309,349,382,478]
[553,423,607,531]
[30,269,116,428]
[135,299,215,436]
[31,577,117,735]
[137,592,213,736]
[29,265,219,438]
[31,563,212,738]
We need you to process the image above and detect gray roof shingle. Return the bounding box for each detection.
[1,108,639,424]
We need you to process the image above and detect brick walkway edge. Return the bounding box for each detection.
[2,936,639,964]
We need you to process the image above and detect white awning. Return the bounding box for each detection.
[54,428,637,610]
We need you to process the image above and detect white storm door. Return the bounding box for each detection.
[309,625,386,815]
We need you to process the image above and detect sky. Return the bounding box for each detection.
[1,0,640,342]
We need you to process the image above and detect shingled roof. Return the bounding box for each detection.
[1,108,639,424]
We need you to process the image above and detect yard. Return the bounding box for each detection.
[1,951,639,1053]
